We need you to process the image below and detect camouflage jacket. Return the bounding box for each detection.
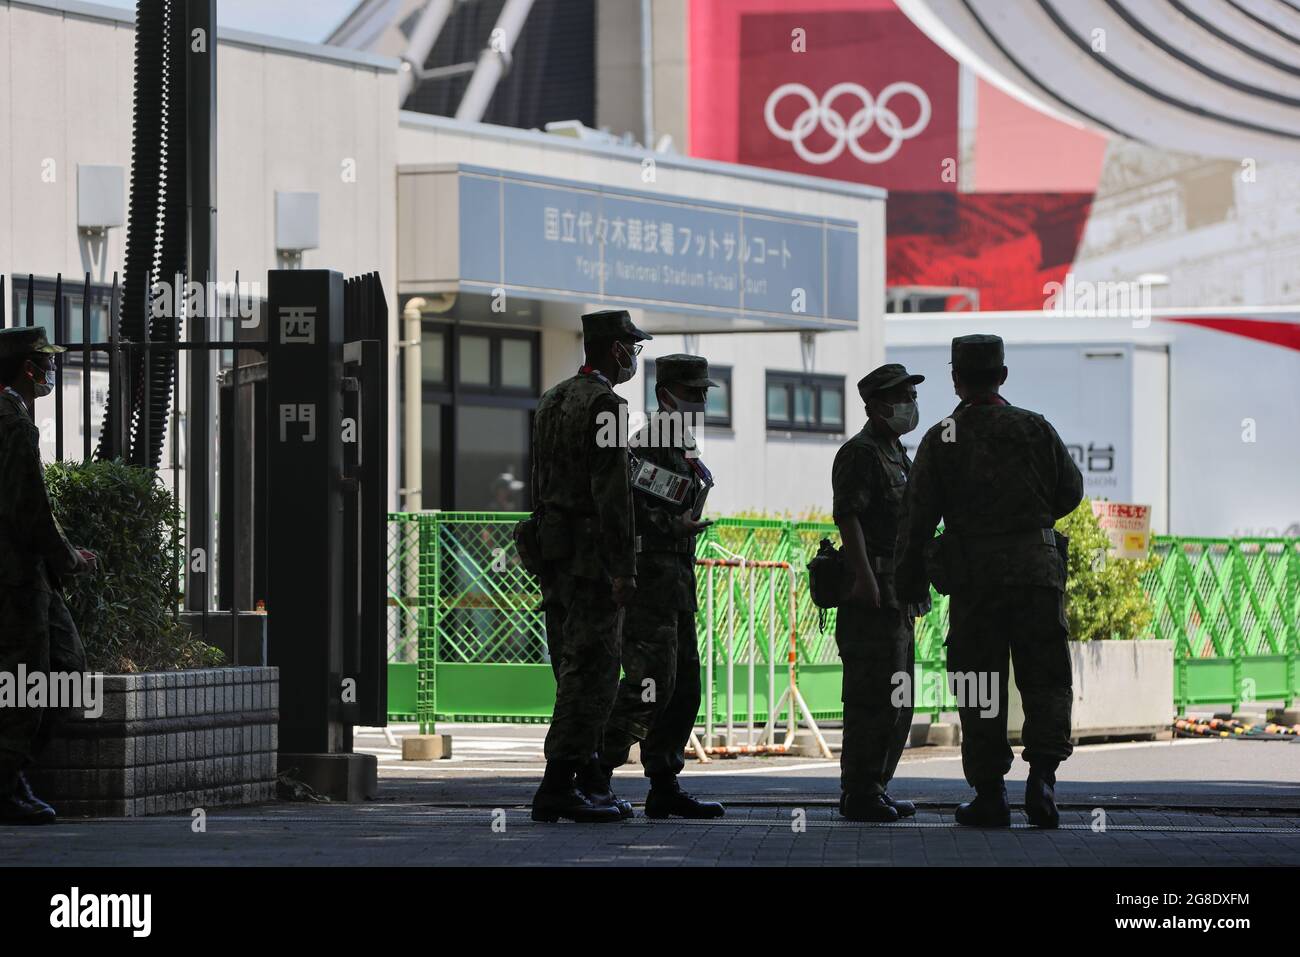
[0,389,81,591]
[831,420,916,610]
[895,397,1084,599]
[627,418,710,610]
[530,371,636,583]
[832,420,912,560]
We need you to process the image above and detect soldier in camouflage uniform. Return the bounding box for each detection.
[832,363,928,823]
[529,310,649,823]
[895,335,1083,828]
[0,327,97,825]
[595,355,724,820]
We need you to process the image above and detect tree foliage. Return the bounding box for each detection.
[1055,498,1159,641]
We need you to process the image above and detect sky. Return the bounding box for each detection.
[94,0,362,45]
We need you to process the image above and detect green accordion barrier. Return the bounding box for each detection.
[384,513,1299,730]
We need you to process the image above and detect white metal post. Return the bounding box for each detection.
[726,564,735,748]
[767,566,776,744]
[747,562,756,746]
[787,566,797,739]
[705,564,714,746]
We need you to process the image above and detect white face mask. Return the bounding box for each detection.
[31,362,54,398]
[875,399,919,435]
[613,342,637,384]
[661,389,707,419]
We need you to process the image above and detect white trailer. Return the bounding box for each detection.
[885,309,1300,538]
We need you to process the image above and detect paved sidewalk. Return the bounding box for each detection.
[2,728,1298,867]
[2,803,1298,867]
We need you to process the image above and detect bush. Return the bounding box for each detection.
[1055,498,1159,642]
[45,460,224,673]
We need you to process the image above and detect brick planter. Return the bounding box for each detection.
[27,666,279,817]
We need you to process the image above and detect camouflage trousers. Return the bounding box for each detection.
[946,584,1073,786]
[599,605,700,778]
[0,586,86,793]
[835,602,915,797]
[541,573,623,764]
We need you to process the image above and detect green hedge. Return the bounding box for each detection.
[46,460,223,673]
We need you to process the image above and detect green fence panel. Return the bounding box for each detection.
[387,512,1300,725]
[1143,538,1299,713]
[387,662,417,721]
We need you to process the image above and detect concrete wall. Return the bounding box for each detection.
[595,0,690,151]
[0,2,398,285]
[0,0,402,506]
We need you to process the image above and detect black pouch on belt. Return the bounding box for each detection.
[807,537,846,611]
[512,514,545,578]
[924,529,967,596]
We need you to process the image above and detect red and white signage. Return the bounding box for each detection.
[1091,502,1152,560]
[733,6,958,192]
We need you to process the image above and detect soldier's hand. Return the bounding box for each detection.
[611,576,637,605]
[676,514,713,536]
[846,571,881,608]
[75,549,98,575]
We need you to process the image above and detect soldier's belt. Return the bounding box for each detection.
[961,528,1057,552]
[636,533,692,554]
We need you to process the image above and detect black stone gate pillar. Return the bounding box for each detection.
[265,268,377,801]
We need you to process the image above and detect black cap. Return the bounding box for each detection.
[857,362,924,402]
[654,354,718,389]
[951,334,1004,371]
[581,309,652,343]
[0,327,65,360]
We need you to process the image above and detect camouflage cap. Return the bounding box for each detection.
[581,309,652,343]
[857,362,924,402]
[654,354,719,389]
[951,334,1004,371]
[0,326,66,360]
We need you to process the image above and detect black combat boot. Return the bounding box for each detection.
[576,758,633,819]
[532,761,623,823]
[1024,765,1060,829]
[644,774,724,819]
[954,778,1011,827]
[882,793,916,818]
[0,773,56,826]
[841,791,900,823]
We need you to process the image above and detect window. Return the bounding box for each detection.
[414,322,539,511]
[765,371,846,433]
[9,276,114,356]
[644,359,733,428]
[454,328,536,394]
[458,335,491,386]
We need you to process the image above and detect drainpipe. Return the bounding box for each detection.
[402,298,425,511]
[454,0,536,122]
[641,0,654,149]
[398,0,456,105]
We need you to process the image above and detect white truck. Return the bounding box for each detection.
[885,309,1300,538]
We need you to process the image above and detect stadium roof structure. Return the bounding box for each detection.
[897,0,1300,162]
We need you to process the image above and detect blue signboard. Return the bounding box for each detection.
[456,166,858,327]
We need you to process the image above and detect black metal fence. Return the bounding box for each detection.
[1,269,266,662]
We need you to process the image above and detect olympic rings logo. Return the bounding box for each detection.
[763,81,932,165]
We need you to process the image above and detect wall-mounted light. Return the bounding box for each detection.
[275,191,320,269]
[77,164,125,234]
[77,164,125,281]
